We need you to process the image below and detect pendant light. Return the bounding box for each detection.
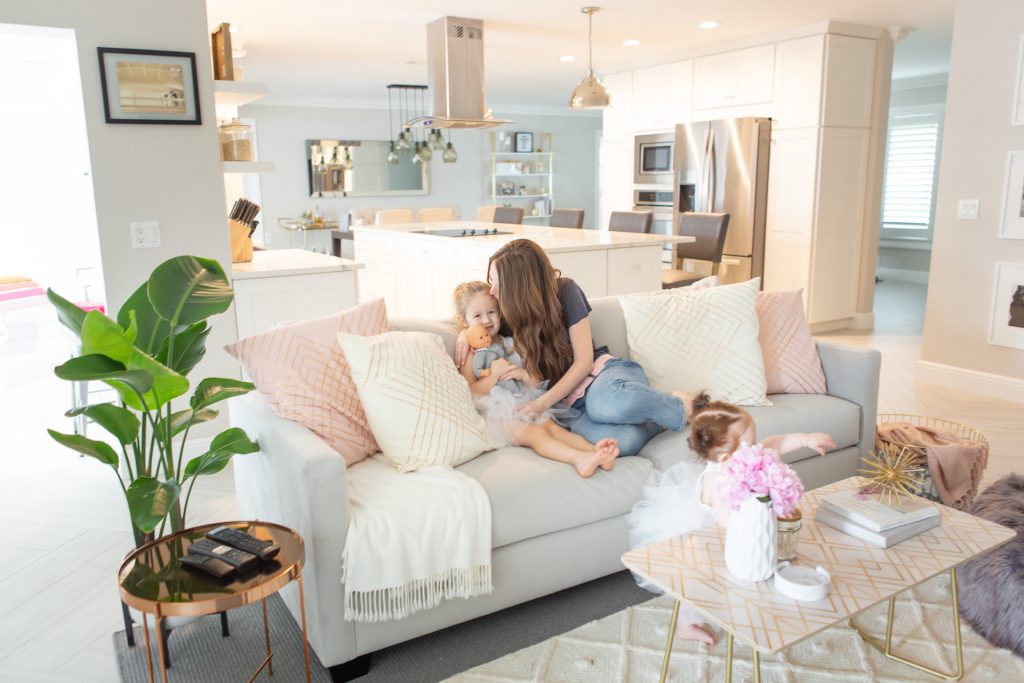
[342,146,353,170]
[568,7,611,110]
[442,130,458,163]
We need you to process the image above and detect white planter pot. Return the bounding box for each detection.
[724,496,777,582]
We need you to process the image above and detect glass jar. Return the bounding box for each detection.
[218,118,253,161]
[776,509,803,562]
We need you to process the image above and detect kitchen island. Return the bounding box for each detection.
[354,221,691,318]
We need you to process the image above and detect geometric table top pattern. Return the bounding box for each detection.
[621,477,1014,655]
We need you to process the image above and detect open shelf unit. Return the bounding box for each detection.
[489,148,553,223]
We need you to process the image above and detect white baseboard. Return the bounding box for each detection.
[877,267,929,284]
[809,318,853,334]
[849,312,875,331]
[917,360,1024,404]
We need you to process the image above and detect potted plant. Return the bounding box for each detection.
[45,255,258,547]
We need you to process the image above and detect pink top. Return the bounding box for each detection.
[562,353,614,407]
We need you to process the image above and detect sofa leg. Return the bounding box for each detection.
[328,653,372,682]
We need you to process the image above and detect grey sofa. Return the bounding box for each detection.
[230,296,881,680]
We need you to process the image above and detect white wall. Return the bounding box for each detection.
[2,0,240,421]
[242,103,602,246]
[920,0,1024,393]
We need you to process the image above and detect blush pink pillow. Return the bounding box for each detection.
[224,298,388,466]
[756,289,827,394]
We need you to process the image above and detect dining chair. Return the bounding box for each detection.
[549,208,585,229]
[374,208,414,225]
[493,207,525,224]
[662,212,730,289]
[476,205,497,222]
[608,211,652,233]
[418,207,454,222]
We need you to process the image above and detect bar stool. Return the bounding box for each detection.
[549,208,585,229]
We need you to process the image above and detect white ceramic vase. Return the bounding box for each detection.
[724,495,777,582]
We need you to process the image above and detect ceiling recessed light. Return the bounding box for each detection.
[698,20,719,30]
[622,39,641,47]
[560,55,576,62]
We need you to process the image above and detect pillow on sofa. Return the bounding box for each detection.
[620,278,770,406]
[756,289,826,394]
[338,331,491,472]
[224,298,387,467]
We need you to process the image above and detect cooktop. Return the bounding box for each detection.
[410,228,514,238]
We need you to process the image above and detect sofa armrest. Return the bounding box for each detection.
[815,340,881,456]
[228,391,356,668]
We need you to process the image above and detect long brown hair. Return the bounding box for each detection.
[687,392,750,462]
[488,239,574,380]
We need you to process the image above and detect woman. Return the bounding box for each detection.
[458,239,693,456]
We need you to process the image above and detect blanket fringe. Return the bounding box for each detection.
[344,565,493,622]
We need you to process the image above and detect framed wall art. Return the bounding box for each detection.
[988,262,1024,350]
[97,47,201,125]
[999,151,1024,239]
[1014,35,1024,126]
[514,132,534,153]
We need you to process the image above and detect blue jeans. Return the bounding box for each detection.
[567,358,686,456]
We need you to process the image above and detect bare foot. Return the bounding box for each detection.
[595,438,619,471]
[676,622,715,646]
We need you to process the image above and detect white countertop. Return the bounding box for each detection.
[231,248,364,280]
[354,221,693,253]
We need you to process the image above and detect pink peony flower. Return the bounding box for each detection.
[716,443,803,517]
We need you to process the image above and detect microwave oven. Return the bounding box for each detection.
[634,132,674,186]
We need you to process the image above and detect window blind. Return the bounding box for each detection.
[881,116,940,233]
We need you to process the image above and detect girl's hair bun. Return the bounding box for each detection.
[691,390,712,414]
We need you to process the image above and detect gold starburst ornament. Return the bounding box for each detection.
[858,450,926,506]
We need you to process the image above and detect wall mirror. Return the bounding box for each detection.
[306,139,429,197]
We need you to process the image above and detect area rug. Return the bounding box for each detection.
[445,575,1024,682]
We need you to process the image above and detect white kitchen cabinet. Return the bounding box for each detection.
[601,72,634,141]
[598,139,633,232]
[764,128,817,294]
[772,35,825,130]
[693,45,775,112]
[631,61,693,132]
[821,35,877,128]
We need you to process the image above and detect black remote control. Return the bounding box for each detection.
[205,526,281,561]
[179,553,236,579]
[188,538,259,573]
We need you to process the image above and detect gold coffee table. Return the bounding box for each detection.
[118,521,311,683]
[622,477,1015,682]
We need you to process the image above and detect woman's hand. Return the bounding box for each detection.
[804,432,836,456]
[489,358,512,377]
[517,398,548,422]
[498,366,531,383]
[454,330,470,367]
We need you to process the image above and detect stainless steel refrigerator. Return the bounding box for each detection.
[672,117,771,283]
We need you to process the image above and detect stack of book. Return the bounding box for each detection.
[815,490,941,548]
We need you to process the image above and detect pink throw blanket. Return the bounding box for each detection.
[876,422,988,509]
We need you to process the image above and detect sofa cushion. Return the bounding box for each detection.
[757,289,827,394]
[338,331,492,472]
[637,393,862,472]
[223,298,387,467]
[456,446,653,548]
[619,278,770,406]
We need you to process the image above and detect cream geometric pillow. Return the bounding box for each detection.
[224,298,388,467]
[337,331,492,472]
[756,289,827,394]
[619,278,770,406]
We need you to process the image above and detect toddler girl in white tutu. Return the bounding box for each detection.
[453,281,619,477]
[626,392,835,645]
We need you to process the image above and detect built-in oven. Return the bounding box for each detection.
[634,189,675,262]
[634,132,674,186]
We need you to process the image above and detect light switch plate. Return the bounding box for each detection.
[957,199,979,220]
[131,221,161,248]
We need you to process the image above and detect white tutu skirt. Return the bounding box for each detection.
[475,384,579,448]
[625,460,714,625]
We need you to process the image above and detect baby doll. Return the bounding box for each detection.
[465,322,526,393]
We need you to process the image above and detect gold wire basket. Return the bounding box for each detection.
[874,413,988,507]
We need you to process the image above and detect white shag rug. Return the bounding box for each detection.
[446,575,1024,682]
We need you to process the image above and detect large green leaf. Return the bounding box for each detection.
[183,427,259,478]
[156,321,210,376]
[126,477,181,533]
[54,354,153,397]
[166,407,219,437]
[47,429,119,467]
[63,404,139,445]
[189,378,254,412]
[118,282,168,355]
[79,312,188,411]
[46,288,86,337]
[148,256,233,328]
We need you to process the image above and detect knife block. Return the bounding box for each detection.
[229,219,253,263]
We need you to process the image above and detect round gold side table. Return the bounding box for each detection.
[118,521,311,683]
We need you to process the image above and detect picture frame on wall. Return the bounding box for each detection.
[988,262,1024,350]
[514,132,534,153]
[999,151,1024,239]
[1013,35,1024,126]
[97,48,201,125]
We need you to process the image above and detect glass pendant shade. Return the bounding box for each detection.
[386,142,399,165]
[342,147,354,170]
[443,142,458,163]
[568,7,611,110]
[430,130,445,151]
[396,129,411,151]
[412,142,423,166]
[420,143,433,161]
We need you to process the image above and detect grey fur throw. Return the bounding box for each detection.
[958,474,1024,658]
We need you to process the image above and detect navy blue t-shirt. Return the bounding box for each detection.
[557,278,610,361]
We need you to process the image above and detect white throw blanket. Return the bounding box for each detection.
[342,454,493,622]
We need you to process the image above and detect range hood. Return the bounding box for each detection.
[404,16,511,130]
